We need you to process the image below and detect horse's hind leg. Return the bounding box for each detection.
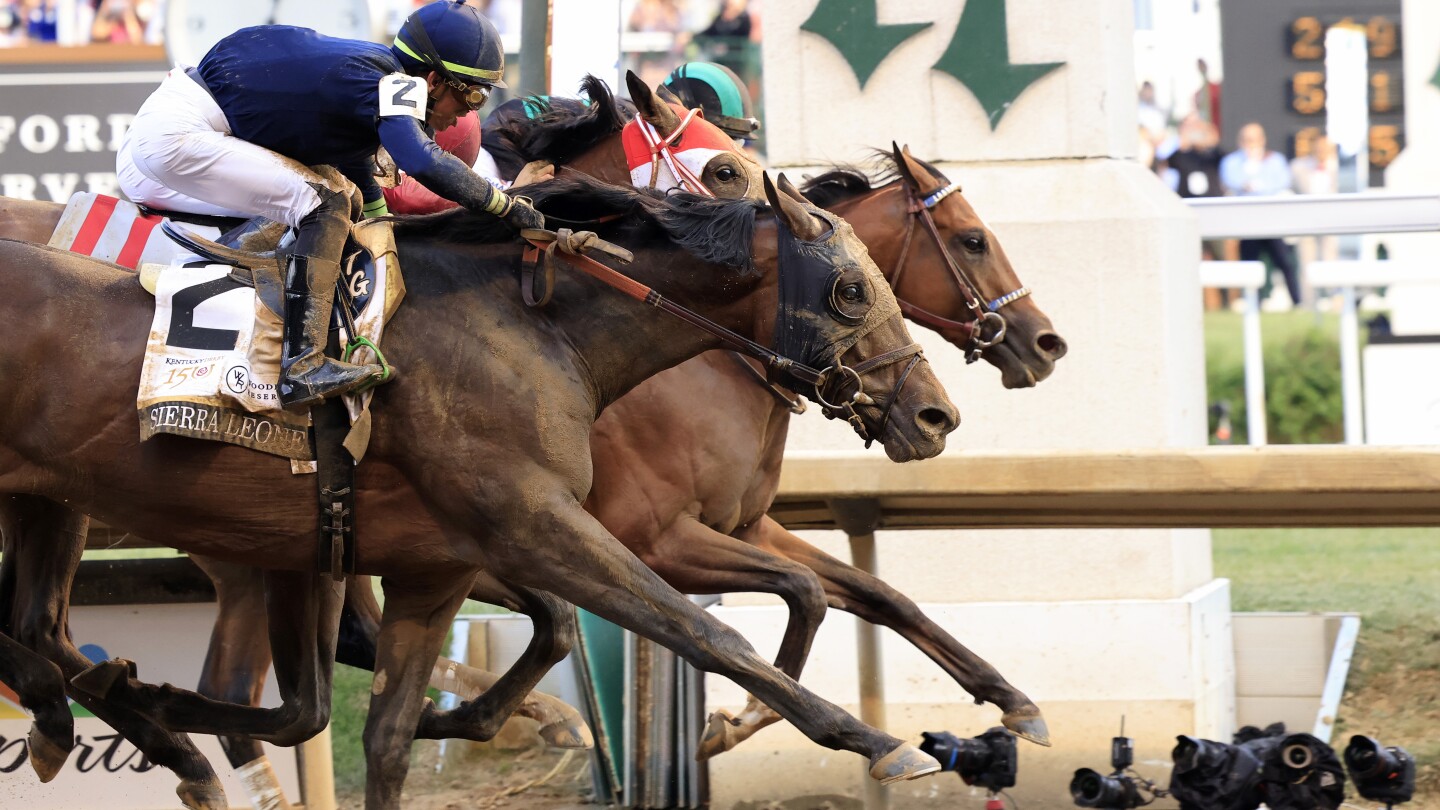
[624,515,828,759]
[0,494,227,809]
[750,516,1050,745]
[190,556,296,810]
[0,631,73,781]
[415,571,586,747]
[73,568,343,747]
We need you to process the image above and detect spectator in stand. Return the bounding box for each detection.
[1170,115,1223,199]
[1291,134,1340,269]
[1,0,28,46]
[24,0,58,44]
[91,0,143,43]
[698,0,750,39]
[1137,81,1167,146]
[1195,58,1221,133]
[1221,122,1302,308]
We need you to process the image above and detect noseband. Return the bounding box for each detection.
[889,180,1031,363]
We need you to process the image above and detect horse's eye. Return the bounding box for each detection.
[963,236,986,252]
[840,283,864,303]
[715,166,738,182]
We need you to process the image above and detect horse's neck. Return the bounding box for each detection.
[564,138,632,187]
[547,249,761,412]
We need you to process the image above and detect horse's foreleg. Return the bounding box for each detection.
[0,494,227,810]
[332,571,591,750]
[487,501,939,785]
[630,516,828,759]
[750,516,1050,746]
[189,556,297,810]
[71,568,344,748]
[365,573,472,810]
[0,631,74,781]
[416,571,586,747]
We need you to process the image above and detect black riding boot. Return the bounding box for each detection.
[279,188,386,409]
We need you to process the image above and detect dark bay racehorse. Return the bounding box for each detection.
[183,146,1066,807]
[0,174,956,809]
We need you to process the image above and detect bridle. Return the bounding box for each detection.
[520,226,921,449]
[889,180,1032,363]
[634,109,715,197]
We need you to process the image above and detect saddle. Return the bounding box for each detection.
[51,193,405,578]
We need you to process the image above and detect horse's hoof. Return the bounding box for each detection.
[1002,705,1051,747]
[869,743,942,785]
[695,709,740,761]
[26,726,72,783]
[176,776,229,810]
[70,658,134,699]
[539,717,594,750]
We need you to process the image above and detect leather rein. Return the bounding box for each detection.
[520,227,920,447]
[889,180,1032,364]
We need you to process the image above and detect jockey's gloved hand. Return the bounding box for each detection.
[501,194,545,231]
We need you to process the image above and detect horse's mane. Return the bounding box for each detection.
[799,151,953,208]
[389,174,763,270]
[482,75,634,176]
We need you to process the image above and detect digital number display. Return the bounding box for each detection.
[1282,13,1404,170]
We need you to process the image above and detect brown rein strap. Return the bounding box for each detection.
[518,228,831,388]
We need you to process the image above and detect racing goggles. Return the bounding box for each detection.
[445,78,491,111]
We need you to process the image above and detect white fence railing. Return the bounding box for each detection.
[1186,193,1440,446]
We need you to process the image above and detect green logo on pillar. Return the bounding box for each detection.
[799,0,1066,130]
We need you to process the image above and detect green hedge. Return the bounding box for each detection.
[1205,312,1348,445]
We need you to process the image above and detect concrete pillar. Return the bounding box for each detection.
[706,1,1231,807]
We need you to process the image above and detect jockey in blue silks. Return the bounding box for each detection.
[118,0,544,407]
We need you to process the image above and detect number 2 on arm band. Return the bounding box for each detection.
[379,73,427,120]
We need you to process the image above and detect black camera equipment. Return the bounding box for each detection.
[1258,732,1345,810]
[1344,736,1415,806]
[919,727,1018,792]
[1071,727,1165,809]
[1169,725,1345,810]
[1169,733,1269,810]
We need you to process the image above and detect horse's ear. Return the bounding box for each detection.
[766,173,827,241]
[777,173,813,206]
[626,70,681,135]
[891,140,923,190]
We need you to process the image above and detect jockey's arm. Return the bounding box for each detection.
[377,115,515,219]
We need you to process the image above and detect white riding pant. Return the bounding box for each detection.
[117,70,338,229]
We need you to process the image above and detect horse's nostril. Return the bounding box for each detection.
[916,406,956,433]
[1036,331,1067,359]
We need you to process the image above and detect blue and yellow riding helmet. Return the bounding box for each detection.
[392,0,507,95]
[662,62,760,142]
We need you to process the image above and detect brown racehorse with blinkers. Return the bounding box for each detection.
[0,172,957,809]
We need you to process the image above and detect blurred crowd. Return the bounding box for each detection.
[1139,60,1339,310]
[0,0,159,46]
[623,0,761,108]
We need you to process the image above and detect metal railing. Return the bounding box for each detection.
[1186,192,1440,445]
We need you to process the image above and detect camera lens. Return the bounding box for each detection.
[1282,742,1315,770]
[1343,736,1386,777]
[1071,768,1136,808]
